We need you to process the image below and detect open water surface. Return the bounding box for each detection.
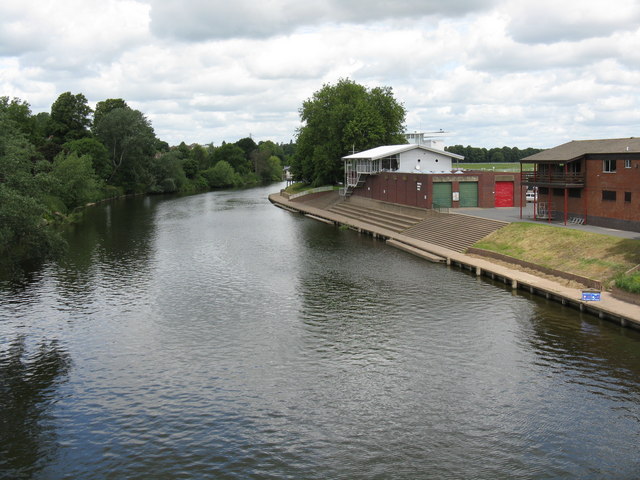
[1,184,639,479]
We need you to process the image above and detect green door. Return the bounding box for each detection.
[432,182,452,208]
[459,182,478,207]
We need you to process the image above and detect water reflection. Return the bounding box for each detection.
[1,187,639,479]
[0,337,70,478]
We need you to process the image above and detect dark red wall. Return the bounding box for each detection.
[353,171,524,209]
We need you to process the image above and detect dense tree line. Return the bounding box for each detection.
[445,145,544,163]
[0,93,289,263]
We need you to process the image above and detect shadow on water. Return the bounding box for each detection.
[0,337,71,479]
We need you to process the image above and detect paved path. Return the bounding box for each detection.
[269,192,640,329]
[456,204,640,240]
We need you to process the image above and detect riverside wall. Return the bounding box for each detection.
[269,191,640,331]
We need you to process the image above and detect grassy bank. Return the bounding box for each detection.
[473,223,640,288]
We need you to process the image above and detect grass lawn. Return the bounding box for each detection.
[474,223,640,286]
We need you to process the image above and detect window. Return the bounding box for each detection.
[625,192,632,202]
[569,189,581,198]
[381,155,399,171]
[603,159,616,172]
[538,187,549,195]
[553,188,564,197]
[625,159,632,168]
[602,190,616,201]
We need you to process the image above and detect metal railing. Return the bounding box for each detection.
[432,203,449,214]
[521,171,585,186]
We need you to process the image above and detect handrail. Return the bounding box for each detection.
[521,171,585,185]
[432,203,449,214]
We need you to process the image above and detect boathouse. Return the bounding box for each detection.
[520,137,640,232]
[342,144,523,209]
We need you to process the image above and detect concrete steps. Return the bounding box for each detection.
[402,214,507,252]
[327,202,423,232]
[326,201,506,252]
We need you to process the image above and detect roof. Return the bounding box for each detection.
[342,144,464,161]
[522,137,640,163]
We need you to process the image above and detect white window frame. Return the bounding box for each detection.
[625,159,632,168]
[603,159,616,173]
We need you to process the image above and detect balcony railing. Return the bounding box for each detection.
[521,171,585,187]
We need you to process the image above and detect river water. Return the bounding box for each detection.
[1,184,639,479]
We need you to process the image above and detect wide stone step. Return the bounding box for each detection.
[333,202,424,223]
[400,213,506,252]
[328,203,422,231]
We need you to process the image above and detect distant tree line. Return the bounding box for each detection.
[445,145,543,163]
[0,93,292,263]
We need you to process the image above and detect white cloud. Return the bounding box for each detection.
[0,0,639,148]
[148,0,496,41]
[504,0,640,44]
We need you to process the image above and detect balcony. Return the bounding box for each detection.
[521,171,585,187]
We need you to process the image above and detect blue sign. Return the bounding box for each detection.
[582,291,601,301]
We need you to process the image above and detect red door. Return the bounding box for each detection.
[495,181,514,207]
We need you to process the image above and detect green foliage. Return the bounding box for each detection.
[50,152,100,209]
[214,143,251,175]
[0,184,65,262]
[63,137,111,180]
[615,272,640,294]
[148,152,188,193]
[182,157,199,178]
[202,160,237,188]
[93,106,157,191]
[293,78,406,186]
[49,92,93,143]
[235,137,258,159]
[263,156,283,182]
[93,98,128,128]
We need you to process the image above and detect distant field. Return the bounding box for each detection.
[456,162,534,172]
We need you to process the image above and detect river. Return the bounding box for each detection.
[1,184,639,479]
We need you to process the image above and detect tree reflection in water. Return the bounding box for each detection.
[0,336,70,478]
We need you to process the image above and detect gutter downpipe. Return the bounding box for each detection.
[564,163,568,226]
[548,165,552,224]
[519,163,523,219]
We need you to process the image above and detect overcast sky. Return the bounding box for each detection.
[1,0,639,149]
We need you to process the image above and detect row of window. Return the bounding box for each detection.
[538,187,633,202]
[603,159,633,172]
[602,190,632,202]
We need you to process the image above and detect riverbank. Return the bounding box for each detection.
[269,191,640,330]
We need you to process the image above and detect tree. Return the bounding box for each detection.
[0,111,64,261]
[93,107,157,191]
[293,78,406,186]
[93,98,128,128]
[214,143,251,175]
[63,137,111,180]
[235,137,258,160]
[149,151,188,193]
[202,160,237,188]
[50,152,100,209]
[49,92,92,143]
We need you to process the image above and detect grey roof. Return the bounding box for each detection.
[522,137,640,163]
[342,144,464,161]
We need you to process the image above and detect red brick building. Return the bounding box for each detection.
[521,138,640,232]
[350,171,524,209]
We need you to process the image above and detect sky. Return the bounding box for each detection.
[1,0,639,149]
